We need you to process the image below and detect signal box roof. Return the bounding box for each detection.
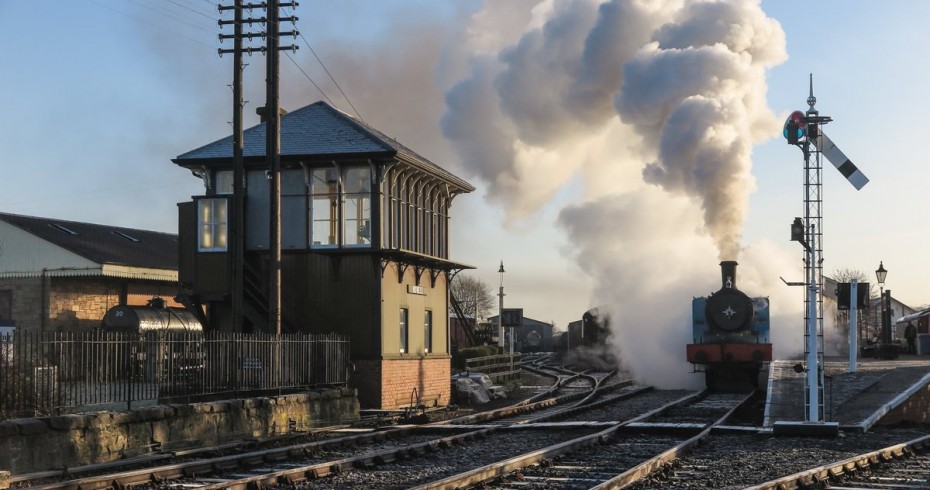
[173,101,473,192]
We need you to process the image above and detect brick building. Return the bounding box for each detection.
[171,101,474,409]
[0,213,180,331]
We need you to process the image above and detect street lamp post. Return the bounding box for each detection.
[875,261,889,357]
[498,261,505,351]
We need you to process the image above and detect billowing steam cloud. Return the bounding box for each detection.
[444,0,785,257]
[133,0,801,388]
[441,0,798,387]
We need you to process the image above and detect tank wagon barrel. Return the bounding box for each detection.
[101,298,203,333]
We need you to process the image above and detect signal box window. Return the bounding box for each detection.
[214,170,234,195]
[310,168,339,248]
[424,310,433,353]
[344,167,371,247]
[198,198,228,252]
[400,308,409,354]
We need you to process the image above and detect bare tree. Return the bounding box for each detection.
[450,274,495,321]
[832,268,875,298]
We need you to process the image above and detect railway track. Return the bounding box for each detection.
[628,425,930,489]
[31,355,911,490]
[746,433,930,490]
[10,368,623,489]
[420,391,751,490]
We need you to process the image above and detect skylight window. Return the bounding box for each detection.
[111,231,140,242]
[48,223,78,235]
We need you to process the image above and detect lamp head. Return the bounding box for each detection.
[876,261,887,287]
[498,261,505,274]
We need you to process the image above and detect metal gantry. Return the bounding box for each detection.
[784,75,869,422]
[801,96,825,422]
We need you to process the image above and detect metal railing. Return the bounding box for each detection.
[464,352,522,383]
[0,330,350,420]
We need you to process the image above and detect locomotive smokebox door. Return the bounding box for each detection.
[706,261,754,331]
[706,289,754,331]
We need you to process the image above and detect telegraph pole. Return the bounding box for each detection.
[267,0,283,336]
[218,1,298,336]
[265,0,298,336]
[219,1,266,333]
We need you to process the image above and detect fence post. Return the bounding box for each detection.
[128,334,135,411]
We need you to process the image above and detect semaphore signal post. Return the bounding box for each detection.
[784,75,870,426]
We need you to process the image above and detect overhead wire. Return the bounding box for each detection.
[85,0,216,49]
[214,3,345,112]
[62,0,367,211]
[284,6,365,123]
[157,0,220,21]
[130,0,215,33]
[284,50,337,107]
[86,0,359,123]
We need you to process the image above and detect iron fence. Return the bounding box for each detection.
[0,330,350,420]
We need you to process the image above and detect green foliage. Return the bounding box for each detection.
[452,345,499,370]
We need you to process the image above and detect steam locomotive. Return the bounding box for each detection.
[687,261,771,391]
[552,307,616,369]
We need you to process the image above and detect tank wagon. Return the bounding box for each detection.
[101,297,203,333]
[101,298,204,388]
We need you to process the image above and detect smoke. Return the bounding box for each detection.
[132,0,795,389]
[440,0,792,388]
[443,0,785,256]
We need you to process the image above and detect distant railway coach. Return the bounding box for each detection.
[687,261,772,390]
[556,306,616,369]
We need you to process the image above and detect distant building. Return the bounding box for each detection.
[0,213,179,331]
[487,311,554,352]
[823,276,916,355]
[171,101,474,409]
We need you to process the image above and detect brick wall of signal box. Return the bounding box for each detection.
[352,357,451,409]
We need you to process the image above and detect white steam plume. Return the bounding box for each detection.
[441,0,794,388]
[444,0,785,257]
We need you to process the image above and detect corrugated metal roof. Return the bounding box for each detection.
[173,101,474,192]
[897,309,930,324]
[0,212,177,272]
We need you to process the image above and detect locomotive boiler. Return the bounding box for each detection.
[687,261,771,391]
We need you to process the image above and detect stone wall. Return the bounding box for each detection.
[0,388,359,474]
[0,276,180,331]
[0,277,43,328]
[48,278,181,331]
[877,382,930,426]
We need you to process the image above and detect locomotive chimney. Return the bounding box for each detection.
[720,260,738,289]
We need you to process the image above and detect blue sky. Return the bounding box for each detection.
[1,0,928,331]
